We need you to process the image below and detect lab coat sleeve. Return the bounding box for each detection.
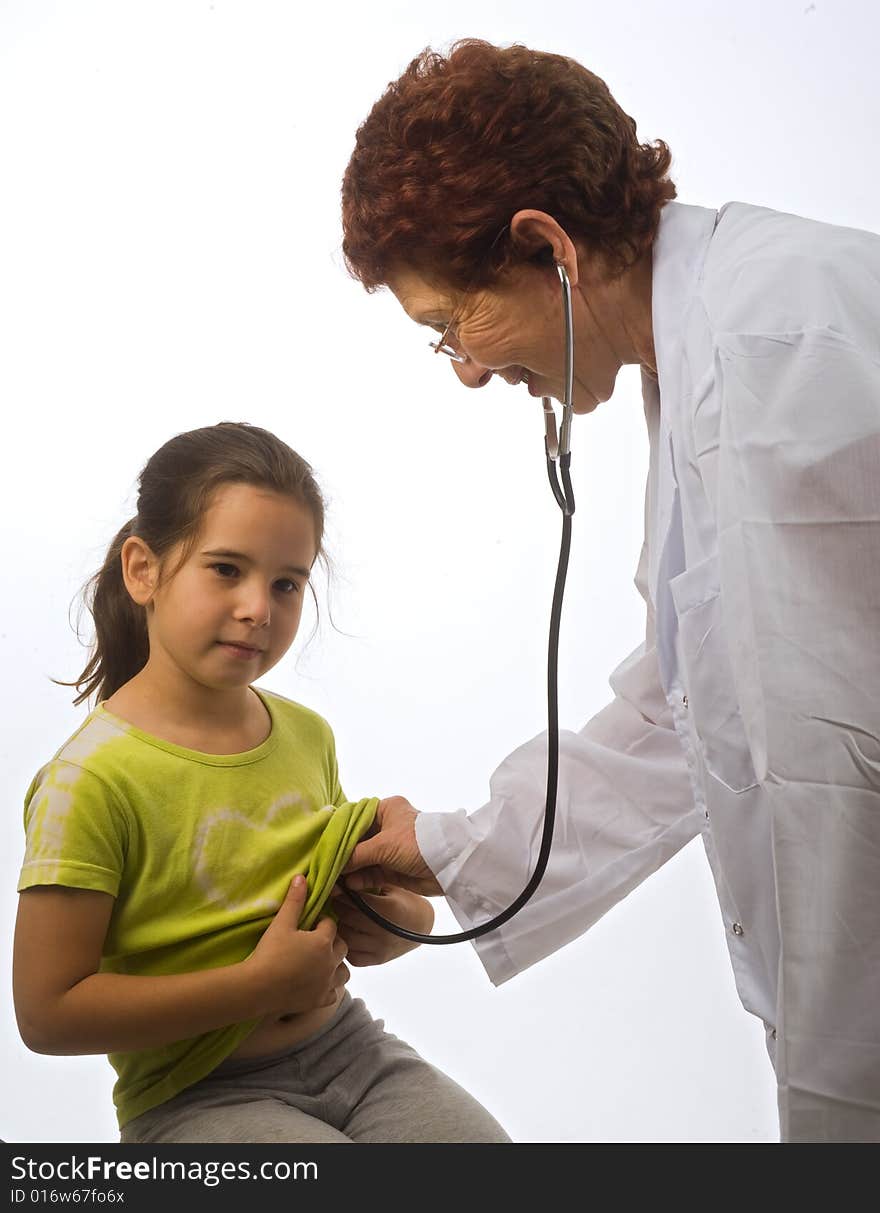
[715,325,880,1141]
[416,542,701,986]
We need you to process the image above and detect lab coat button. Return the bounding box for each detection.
[771,1029,777,1040]
[732,922,744,936]
[682,694,689,708]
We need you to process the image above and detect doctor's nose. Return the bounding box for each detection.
[453,357,493,389]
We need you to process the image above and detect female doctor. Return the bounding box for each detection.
[340,39,880,1143]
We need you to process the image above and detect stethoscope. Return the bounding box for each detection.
[340,263,576,943]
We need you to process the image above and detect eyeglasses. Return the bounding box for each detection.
[428,320,468,364]
[426,224,510,367]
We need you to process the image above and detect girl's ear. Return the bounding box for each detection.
[120,536,161,607]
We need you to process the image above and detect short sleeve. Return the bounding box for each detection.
[18,760,128,896]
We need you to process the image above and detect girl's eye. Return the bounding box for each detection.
[212,563,239,578]
[275,579,300,595]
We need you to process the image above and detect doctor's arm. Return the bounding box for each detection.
[347,582,701,985]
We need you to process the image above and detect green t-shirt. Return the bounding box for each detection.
[17,687,377,1129]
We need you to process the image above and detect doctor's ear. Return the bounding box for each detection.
[509,210,580,287]
[120,535,162,607]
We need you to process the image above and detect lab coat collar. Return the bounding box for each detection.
[651,201,720,421]
[644,202,720,664]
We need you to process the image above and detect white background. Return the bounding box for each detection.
[1,0,878,1144]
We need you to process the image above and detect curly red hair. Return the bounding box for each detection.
[342,39,676,291]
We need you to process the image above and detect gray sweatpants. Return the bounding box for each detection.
[120,994,511,1144]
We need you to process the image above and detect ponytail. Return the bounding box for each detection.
[58,518,150,705]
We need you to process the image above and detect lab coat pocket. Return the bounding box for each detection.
[670,555,759,793]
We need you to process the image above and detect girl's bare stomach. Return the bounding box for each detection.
[227,990,343,1059]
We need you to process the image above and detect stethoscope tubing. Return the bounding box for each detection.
[339,264,576,943]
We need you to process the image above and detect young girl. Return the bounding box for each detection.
[13,421,510,1145]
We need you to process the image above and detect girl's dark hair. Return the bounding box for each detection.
[63,421,327,705]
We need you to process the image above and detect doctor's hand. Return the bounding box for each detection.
[343,796,442,897]
[330,885,435,964]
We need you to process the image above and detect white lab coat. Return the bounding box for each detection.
[416,201,880,1143]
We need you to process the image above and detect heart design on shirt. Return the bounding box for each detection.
[192,792,332,917]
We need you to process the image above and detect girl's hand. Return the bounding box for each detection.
[330,884,435,965]
[245,875,349,1014]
